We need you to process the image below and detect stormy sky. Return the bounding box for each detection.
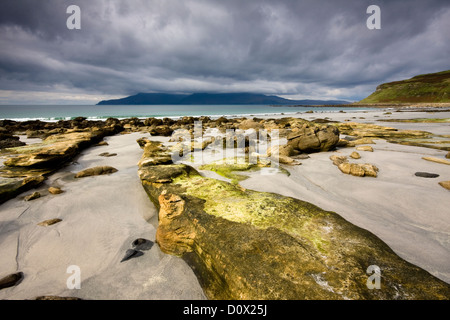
[0,0,449,104]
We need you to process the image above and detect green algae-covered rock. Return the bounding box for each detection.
[138,137,450,300]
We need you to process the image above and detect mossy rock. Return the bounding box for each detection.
[137,140,450,300]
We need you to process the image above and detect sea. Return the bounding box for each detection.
[0,104,374,121]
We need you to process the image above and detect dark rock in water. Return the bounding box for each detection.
[75,166,118,178]
[120,249,143,262]
[132,238,154,251]
[24,191,41,201]
[0,272,24,290]
[415,172,440,178]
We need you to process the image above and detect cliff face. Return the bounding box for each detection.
[359,70,450,103]
[137,138,450,300]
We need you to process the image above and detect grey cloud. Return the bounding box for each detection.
[0,0,449,103]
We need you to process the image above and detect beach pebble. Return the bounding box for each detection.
[415,172,439,178]
[96,141,108,146]
[37,218,62,226]
[48,187,63,194]
[350,151,361,159]
[98,152,117,157]
[446,152,450,159]
[24,191,41,201]
[120,249,143,262]
[0,272,24,290]
[356,146,374,152]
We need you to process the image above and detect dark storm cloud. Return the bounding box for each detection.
[0,0,449,103]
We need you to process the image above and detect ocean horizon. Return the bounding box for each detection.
[0,104,374,121]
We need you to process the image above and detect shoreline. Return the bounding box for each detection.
[1,104,449,123]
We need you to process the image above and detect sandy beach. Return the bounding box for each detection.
[0,132,206,300]
[0,107,449,299]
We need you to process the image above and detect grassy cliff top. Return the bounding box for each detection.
[359,70,450,103]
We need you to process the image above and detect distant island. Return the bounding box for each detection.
[359,70,450,104]
[97,92,349,105]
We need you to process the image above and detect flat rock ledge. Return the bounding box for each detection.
[137,139,450,300]
[0,125,121,204]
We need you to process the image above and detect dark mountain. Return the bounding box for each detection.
[97,93,189,105]
[97,92,349,105]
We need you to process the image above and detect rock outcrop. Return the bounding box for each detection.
[0,123,121,204]
[137,139,450,300]
[0,133,26,149]
[333,122,450,151]
[287,124,340,153]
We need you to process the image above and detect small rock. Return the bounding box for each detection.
[98,152,117,157]
[438,181,450,190]
[330,155,348,166]
[132,238,154,251]
[338,162,378,177]
[415,172,439,178]
[446,152,450,159]
[350,151,361,159]
[422,157,450,165]
[356,146,374,152]
[137,137,151,148]
[120,249,143,262]
[24,192,41,201]
[96,141,108,146]
[38,218,62,226]
[132,238,147,247]
[75,166,118,178]
[0,272,24,290]
[48,187,63,194]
